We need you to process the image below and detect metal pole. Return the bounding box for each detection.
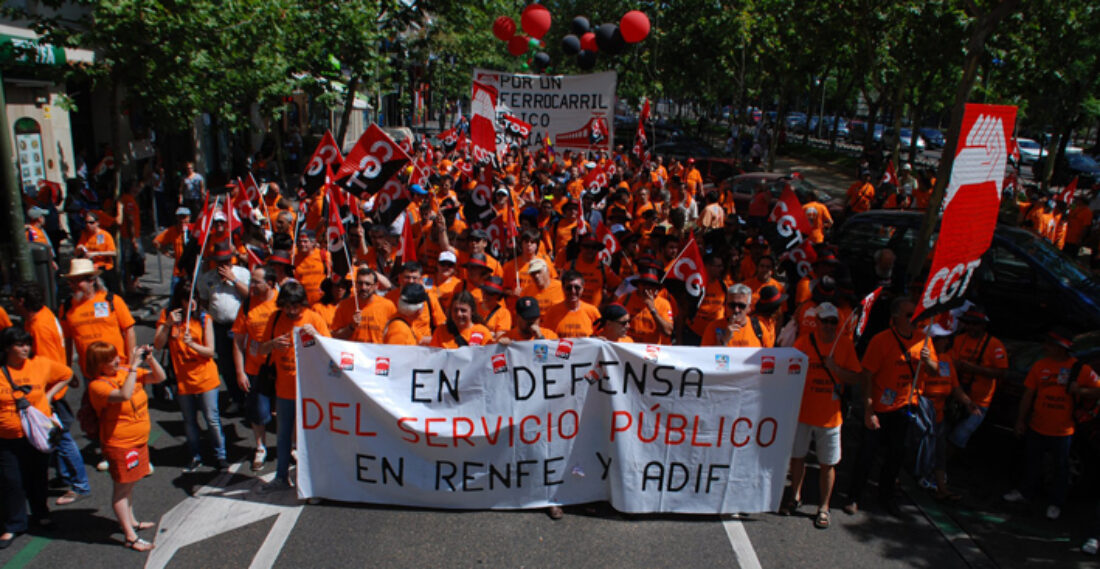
[0,70,34,281]
[151,187,164,282]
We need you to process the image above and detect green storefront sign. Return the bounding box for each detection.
[0,34,66,67]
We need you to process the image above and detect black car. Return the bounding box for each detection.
[918,128,945,149]
[1034,151,1100,187]
[833,210,1100,430]
[651,137,716,160]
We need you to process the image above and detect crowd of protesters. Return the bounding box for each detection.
[2,127,1100,555]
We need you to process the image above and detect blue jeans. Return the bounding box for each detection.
[1021,429,1072,508]
[51,399,89,494]
[245,377,272,427]
[948,405,988,448]
[275,397,295,482]
[177,388,226,461]
[0,437,48,533]
[213,322,245,407]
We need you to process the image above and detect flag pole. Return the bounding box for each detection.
[186,195,219,330]
[256,182,276,236]
[829,309,860,358]
[331,188,360,313]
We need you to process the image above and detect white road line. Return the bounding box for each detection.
[722,516,763,569]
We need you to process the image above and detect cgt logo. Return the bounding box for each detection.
[491,353,508,374]
[761,356,775,375]
[556,339,574,359]
[787,357,802,375]
[920,260,982,310]
[339,352,354,371]
[375,357,390,377]
[669,257,704,297]
[644,345,660,363]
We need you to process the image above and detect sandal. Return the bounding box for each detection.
[778,497,801,516]
[133,521,156,531]
[56,490,85,506]
[814,509,831,529]
[124,536,155,552]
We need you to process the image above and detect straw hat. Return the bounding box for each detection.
[63,258,101,279]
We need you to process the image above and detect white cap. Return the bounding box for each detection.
[438,250,457,264]
[527,258,548,273]
[815,302,839,320]
[212,211,228,222]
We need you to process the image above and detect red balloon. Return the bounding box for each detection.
[521,4,552,40]
[508,35,530,56]
[620,10,651,43]
[493,16,516,42]
[580,32,598,53]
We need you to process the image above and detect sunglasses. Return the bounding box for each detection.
[727,302,748,310]
[564,284,584,291]
[615,318,630,325]
[85,220,97,225]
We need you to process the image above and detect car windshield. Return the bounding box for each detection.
[1017,140,1040,149]
[1000,229,1100,290]
[900,128,912,136]
[1068,154,1099,169]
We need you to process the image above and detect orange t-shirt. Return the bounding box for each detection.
[1024,357,1100,437]
[519,281,566,315]
[794,330,860,428]
[384,287,446,340]
[89,367,153,447]
[311,302,339,329]
[543,302,601,338]
[26,306,65,364]
[0,306,11,328]
[261,308,330,400]
[332,295,397,344]
[618,292,674,345]
[481,302,513,337]
[119,194,141,239]
[503,255,558,293]
[861,328,936,413]
[569,257,621,306]
[803,202,832,244]
[701,319,765,348]
[154,225,189,277]
[231,297,278,375]
[294,248,330,305]
[78,228,117,270]
[435,276,463,311]
[382,316,420,345]
[950,333,1008,408]
[689,279,728,338]
[429,324,494,348]
[0,357,71,439]
[61,291,135,376]
[1065,205,1093,245]
[920,355,960,422]
[795,301,853,341]
[156,310,220,395]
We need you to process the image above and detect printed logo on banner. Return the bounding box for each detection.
[533,344,549,363]
[584,367,602,384]
[556,339,574,359]
[787,357,802,375]
[491,353,508,374]
[644,345,660,363]
[375,357,390,377]
[761,356,776,375]
[340,352,354,371]
[715,354,730,370]
[299,328,316,347]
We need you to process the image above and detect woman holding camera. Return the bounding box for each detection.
[86,341,165,552]
[0,327,72,549]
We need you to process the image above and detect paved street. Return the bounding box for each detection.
[0,155,1094,569]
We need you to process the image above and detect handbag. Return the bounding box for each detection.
[3,365,63,453]
[255,311,282,398]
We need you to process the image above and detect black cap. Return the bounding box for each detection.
[516,296,540,320]
[400,283,429,305]
[480,275,505,295]
[600,303,629,322]
[469,228,490,242]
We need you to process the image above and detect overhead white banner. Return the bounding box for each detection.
[294,335,806,514]
[472,69,616,154]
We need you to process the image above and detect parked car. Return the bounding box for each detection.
[808,116,850,139]
[712,172,844,220]
[833,210,1100,431]
[918,128,945,149]
[884,128,926,153]
[849,121,885,143]
[691,157,741,184]
[1014,137,1047,166]
[651,137,716,160]
[1035,151,1100,187]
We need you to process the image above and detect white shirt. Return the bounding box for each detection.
[197,265,251,324]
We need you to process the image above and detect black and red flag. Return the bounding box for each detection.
[463,166,497,228]
[333,124,411,198]
[662,234,708,306]
[300,131,343,197]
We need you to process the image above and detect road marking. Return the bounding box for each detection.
[1,537,50,569]
[145,461,304,569]
[721,516,763,569]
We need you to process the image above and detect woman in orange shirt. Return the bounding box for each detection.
[0,327,72,550]
[86,340,166,552]
[430,292,493,348]
[153,280,225,472]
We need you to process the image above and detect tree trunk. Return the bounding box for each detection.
[905,0,1021,283]
[335,75,361,150]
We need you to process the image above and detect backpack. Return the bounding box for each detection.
[77,381,101,441]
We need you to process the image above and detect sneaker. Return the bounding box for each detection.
[291,449,298,464]
[252,447,267,472]
[145,463,155,477]
[918,477,938,491]
[183,458,202,473]
[1002,489,1025,503]
[1083,538,1099,555]
[96,459,109,472]
[258,478,293,494]
[1046,505,1061,520]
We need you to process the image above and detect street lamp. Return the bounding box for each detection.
[814,76,826,137]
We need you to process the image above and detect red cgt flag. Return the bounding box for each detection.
[915,103,1016,322]
[781,238,818,279]
[596,221,620,266]
[768,184,813,237]
[855,286,883,339]
[398,212,417,262]
[662,234,708,305]
[470,81,498,165]
[300,130,343,196]
[583,163,609,193]
[1058,176,1078,204]
[881,160,897,186]
[334,124,411,198]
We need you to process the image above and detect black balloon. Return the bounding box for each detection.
[595,23,625,55]
[533,51,551,69]
[577,49,596,70]
[561,34,581,55]
[571,16,590,36]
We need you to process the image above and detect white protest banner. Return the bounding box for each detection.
[294,336,807,514]
[473,69,616,154]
